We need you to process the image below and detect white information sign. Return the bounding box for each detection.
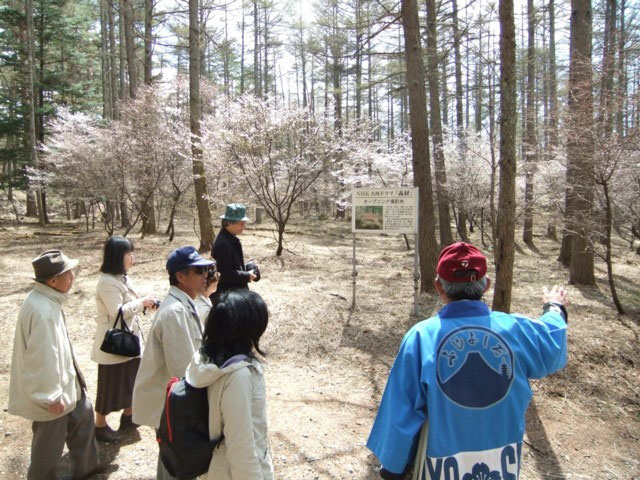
[351,187,418,234]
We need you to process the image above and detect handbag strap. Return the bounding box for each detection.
[112,307,132,333]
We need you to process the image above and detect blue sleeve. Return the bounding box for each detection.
[515,311,568,379]
[366,329,428,474]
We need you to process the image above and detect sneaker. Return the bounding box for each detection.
[94,425,121,443]
[119,414,139,431]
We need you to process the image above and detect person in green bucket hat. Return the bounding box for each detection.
[210,203,260,303]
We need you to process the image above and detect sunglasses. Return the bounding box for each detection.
[191,266,208,275]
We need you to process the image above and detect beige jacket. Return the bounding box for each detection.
[194,294,213,324]
[91,273,145,365]
[8,283,82,421]
[132,286,204,429]
[185,352,274,480]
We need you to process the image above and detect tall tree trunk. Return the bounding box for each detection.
[144,0,153,85]
[354,0,362,120]
[253,0,261,97]
[401,0,438,293]
[140,0,156,235]
[118,0,126,102]
[122,0,137,98]
[441,53,448,126]
[488,68,497,245]
[425,0,453,246]
[548,0,558,149]
[100,0,111,118]
[331,2,342,134]
[599,0,617,136]
[26,0,45,226]
[107,0,119,118]
[492,0,517,312]
[240,0,246,94]
[223,4,230,97]
[616,0,626,136]
[523,0,537,244]
[300,20,308,109]
[474,18,483,133]
[189,0,214,252]
[263,5,269,96]
[567,0,595,285]
[37,0,45,146]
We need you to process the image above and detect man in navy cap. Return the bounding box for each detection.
[132,246,214,480]
[211,203,259,303]
[367,242,569,480]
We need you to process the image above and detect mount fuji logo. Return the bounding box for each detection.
[436,326,514,409]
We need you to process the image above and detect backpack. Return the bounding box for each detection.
[157,377,224,480]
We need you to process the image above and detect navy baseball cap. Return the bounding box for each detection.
[166,246,214,274]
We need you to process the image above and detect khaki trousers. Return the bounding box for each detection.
[28,393,99,480]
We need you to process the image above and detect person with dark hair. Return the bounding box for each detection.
[367,242,569,480]
[211,204,259,303]
[9,250,106,479]
[132,246,215,480]
[184,289,274,480]
[91,236,158,443]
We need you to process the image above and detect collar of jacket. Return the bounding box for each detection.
[167,285,199,317]
[33,281,68,305]
[221,226,241,245]
[439,299,490,319]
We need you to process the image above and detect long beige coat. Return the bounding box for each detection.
[132,286,204,429]
[91,273,145,365]
[185,351,275,480]
[9,283,82,421]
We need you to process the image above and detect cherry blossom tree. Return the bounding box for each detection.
[44,86,192,235]
[203,96,387,256]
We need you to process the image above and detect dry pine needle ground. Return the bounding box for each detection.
[0,218,638,479]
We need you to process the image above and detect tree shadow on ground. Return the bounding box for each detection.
[271,430,370,479]
[524,240,541,255]
[525,400,566,479]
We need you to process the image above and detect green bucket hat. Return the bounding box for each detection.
[220,203,250,222]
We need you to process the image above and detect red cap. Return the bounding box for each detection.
[437,242,487,283]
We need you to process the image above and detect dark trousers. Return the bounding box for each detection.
[28,393,99,480]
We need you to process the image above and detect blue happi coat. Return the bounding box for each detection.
[367,300,567,480]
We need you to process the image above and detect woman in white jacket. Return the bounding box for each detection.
[185,289,274,480]
[91,236,157,442]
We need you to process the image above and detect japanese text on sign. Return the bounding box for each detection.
[351,187,418,234]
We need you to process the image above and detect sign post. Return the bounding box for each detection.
[351,187,420,315]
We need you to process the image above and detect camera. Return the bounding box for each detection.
[154,299,160,308]
[206,261,217,280]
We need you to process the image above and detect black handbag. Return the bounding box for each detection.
[100,307,141,357]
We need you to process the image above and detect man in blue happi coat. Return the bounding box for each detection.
[367,242,569,480]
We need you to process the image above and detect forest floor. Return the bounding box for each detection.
[0,216,638,480]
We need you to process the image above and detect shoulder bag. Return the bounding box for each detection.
[100,307,141,357]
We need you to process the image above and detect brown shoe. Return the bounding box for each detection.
[95,425,120,443]
[119,414,139,431]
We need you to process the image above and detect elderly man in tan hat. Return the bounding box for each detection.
[9,250,104,480]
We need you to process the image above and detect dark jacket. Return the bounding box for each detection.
[211,227,250,298]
